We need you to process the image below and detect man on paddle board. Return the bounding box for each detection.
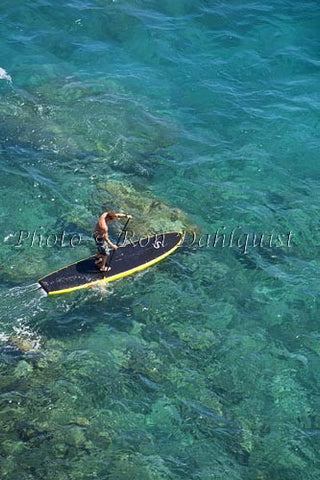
[94,210,132,272]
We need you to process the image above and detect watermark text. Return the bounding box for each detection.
[3,227,294,255]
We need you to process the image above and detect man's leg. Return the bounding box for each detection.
[100,254,110,272]
[95,253,102,265]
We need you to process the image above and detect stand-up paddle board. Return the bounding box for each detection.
[39,232,182,295]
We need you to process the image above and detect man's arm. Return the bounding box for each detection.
[115,213,132,219]
[108,213,132,248]
[100,212,132,222]
[100,228,116,249]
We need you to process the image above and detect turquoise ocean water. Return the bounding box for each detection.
[0,1,319,478]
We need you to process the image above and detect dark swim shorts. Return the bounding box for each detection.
[95,237,111,256]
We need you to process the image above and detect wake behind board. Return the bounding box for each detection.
[39,232,182,295]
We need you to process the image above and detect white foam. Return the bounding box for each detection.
[92,283,113,298]
[12,320,42,352]
[0,332,9,342]
[0,67,12,82]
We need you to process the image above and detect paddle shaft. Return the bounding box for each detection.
[105,217,131,270]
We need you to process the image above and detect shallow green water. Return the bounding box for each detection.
[1,1,320,479]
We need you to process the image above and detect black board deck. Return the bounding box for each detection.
[39,232,182,295]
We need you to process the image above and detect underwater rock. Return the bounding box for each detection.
[60,205,95,233]
[14,360,33,378]
[0,242,49,283]
[64,426,87,448]
[68,417,90,427]
[94,180,196,237]
[169,323,220,352]
[121,342,168,384]
[146,397,181,429]
[52,441,68,459]
[270,373,311,419]
[30,71,177,168]
[299,333,320,356]
[16,421,52,444]
[248,424,308,477]
[0,440,24,457]
[95,431,112,449]
[107,451,172,480]
[8,336,38,353]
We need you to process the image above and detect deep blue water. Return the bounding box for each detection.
[1,1,320,479]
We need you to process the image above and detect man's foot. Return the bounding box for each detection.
[100,266,111,272]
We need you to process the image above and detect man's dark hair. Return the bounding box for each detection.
[106,210,117,220]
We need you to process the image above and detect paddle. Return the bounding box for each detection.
[104,217,131,273]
